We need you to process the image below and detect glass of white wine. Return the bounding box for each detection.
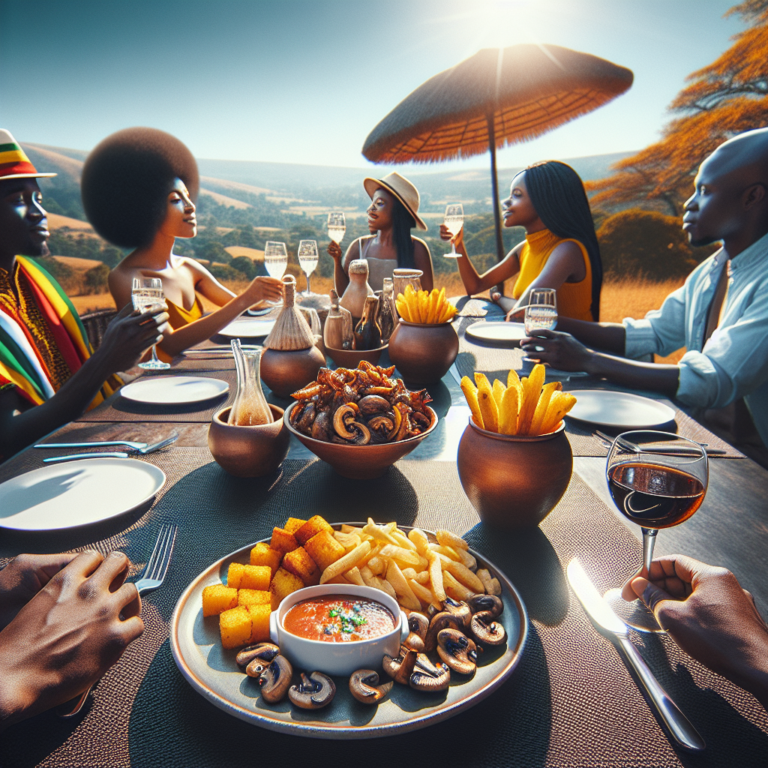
[131,277,169,370]
[327,212,346,245]
[263,241,288,309]
[297,239,319,296]
[524,288,558,333]
[443,203,464,258]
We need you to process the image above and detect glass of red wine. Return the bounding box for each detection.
[604,430,708,633]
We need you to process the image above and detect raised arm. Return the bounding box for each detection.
[328,239,360,296]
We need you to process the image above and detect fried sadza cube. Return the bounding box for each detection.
[247,603,271,643]
[219,606,252,649]
[294,515,334,546]
[282,547,320,586]
[237,589,271,608]
[304,530,346,571]
[239,564,271,591]
[270,566,304,610]
[270,527,299,555]
[283,517,307,535]
[202,585,238,617]
[249,542,282,574]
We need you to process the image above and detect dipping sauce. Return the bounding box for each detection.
[284,595,396,643]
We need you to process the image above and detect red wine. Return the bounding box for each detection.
[608,462,705,529]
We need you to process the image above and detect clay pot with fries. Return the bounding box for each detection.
[388,286,459,386]
[458,365,575,530]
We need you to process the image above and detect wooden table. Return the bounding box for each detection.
[1,327,767,768]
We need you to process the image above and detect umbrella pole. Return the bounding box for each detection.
[487,112,505,296]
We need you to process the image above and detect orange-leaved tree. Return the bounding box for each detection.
[588,0,768,216]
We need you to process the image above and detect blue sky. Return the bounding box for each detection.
[0,0,742,169]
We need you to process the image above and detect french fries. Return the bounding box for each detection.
[460,364,576,436]
[395,284,458,324]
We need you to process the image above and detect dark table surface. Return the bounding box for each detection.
[2,312,767,767]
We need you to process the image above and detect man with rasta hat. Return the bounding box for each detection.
[0,129,169,458]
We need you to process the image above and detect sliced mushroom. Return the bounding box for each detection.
[442,597,472,628]
[296,402,316,432]
[437,628,478,675]
[403,612,429,651]
[349,669,393,704]
[471,611,507,646]
[409,653,450,692]
[311,410,332,441]
[358,395,390,417]
[347,422,372,445]
[424,610,462,652]
[382,646,418,685]
[368,414,395,436]
[468,594,504,619]
[258,654,293,703]
[333,404,357,439]
[236,642,280,675]
[289,671,336,710]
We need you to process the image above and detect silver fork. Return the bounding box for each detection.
[43,434,178,463]
[59,524,178,718]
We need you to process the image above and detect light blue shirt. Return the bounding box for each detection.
[623,230,768,447]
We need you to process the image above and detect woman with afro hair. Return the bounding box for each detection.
[81,128,283,360]
[440,160,602,322]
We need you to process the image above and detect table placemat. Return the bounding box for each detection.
[77,370,236,424]
[1,451,765,767]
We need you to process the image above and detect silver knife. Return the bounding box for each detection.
[42,435,178,463]
[566,559,705,752]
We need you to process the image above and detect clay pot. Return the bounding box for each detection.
[325,344,388,369]
[457,419,572,530]
[284,403,438,480]
[387,320,459,386]
[208,404,290,478]
[260,346,325,399]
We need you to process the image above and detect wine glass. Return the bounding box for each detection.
[443,204,464,258]
[131,277,169,370]
[297,239,319,296]
[604,430,708,632]
[263,241,288,310]
[327,212,346,245]
[524,288,558,333]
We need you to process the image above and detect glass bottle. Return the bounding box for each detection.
[353,295,381,350]
[377,278,397,343]
[340,259,374,322]
[229,339,273,426]
[324,289,354,350]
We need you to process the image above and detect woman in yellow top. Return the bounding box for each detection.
[81,128,283,360]
[440,160,602,321]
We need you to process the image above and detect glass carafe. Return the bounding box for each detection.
[377,278,397,343]
[393,268,423,313]
[228,339,273,426]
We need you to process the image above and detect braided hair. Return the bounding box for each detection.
[522,161,603,321]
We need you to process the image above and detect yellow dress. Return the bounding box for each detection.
[158,294,204,362]
[511,229,593,322]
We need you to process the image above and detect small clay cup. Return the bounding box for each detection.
[457,418,572,530]
[388,320,459,386]
[260,346,325,399]
[208,404,289,477]
[325,344,388,368]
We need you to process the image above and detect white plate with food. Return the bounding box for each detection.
[120,376,229,405]
[465,321,527,345]
[170,523,527,739]
[0,459,165,532]
[218,318,276,339]
[566,390,676,429]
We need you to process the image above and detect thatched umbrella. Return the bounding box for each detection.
[363,44,633,264]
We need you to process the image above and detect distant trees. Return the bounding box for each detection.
[589,0,768,215]
[84,263,110,294]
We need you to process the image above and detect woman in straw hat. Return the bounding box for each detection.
[441,160,602,321]
[328,172,435,294]
[82,128,283,361]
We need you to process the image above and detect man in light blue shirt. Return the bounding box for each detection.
[521,128,768,457]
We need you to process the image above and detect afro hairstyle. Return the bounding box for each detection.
[81,127,199,249]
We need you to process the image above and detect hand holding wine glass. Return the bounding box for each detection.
[131,277,170,370]
[263,241,288,309]
[298,239,319,296]
[524,288,558,333]
[327,212,346,245]
[443,204,464,258]
[604,430,709,632]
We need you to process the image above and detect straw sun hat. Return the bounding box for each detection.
[363,171,427,231]
[0,129,57,180]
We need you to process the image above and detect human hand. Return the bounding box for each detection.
[96,303,170,374]
[520,329,592,372]
[0,550,143,728]
[622,555,768,702]
[439,223,464,250]
[0,553,79,631]
[327,241,342,262]
[243,276,283,307]
[505,305,526,323]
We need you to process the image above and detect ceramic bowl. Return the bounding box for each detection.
[269,584,409,677]
[325,344,388,369]
[208,404,290,477]
[387,320,459,386]
[284,402,438,480]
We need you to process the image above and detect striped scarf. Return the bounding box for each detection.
[0,256,117,407]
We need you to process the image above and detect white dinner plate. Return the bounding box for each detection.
[465,321,527,344]
[566,390,676,428]
[218,318,276,339]
[120,376,229,405]
[0,459,165,532]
